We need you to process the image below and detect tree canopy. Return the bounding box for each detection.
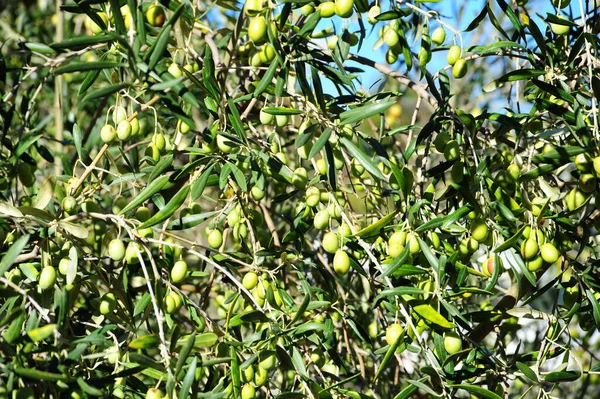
[1,0,600,398]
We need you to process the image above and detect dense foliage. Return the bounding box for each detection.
[1,0,600,398]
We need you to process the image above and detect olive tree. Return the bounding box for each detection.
[1,0,600,398]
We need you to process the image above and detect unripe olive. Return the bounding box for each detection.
[540,242,559,264]
[259,352,277,371]
[241,384,256,399]
[145,388,163,399]
[306,187,321,207]
[334,0,354,18]
[470,219,489,243]
[550,16,570,36]
[447,45,461,65]
[275,114,289,128]
[112,106,127,125]
[322,231,339,253]
[292,167,308,189]
[39,266,57,290]
[526,255,544,272]
[248,16,268,43]
[146,4,166,27]
[243,271,259,290]
[431,27,446,45]
[333,249,350,275]
[101,125,117,143]
[383,29,400,47]
[168,63,182,78]
[299,4,314,16]
[208,229,223,249]
[251,186,265,201]
[216,134,233,153]
[385,323,403,346]
[443,140,460,161]
[388,231,406,258]
[171,260,188,283]
[108,239,126,262]
[367,5,381,24]
[521,238,539,260]
[318,2,336,18]
[62,196,78,214]
[452,58,468,79]
[566,188,587,211]
[116,120,132,141]
[313,209,331,230]
[259,109,274,125]
[99,293,117,315]
[125,242,141,264]
[254,365,268,386]
[444,332,462,354]
[135,206,152,222]
[245,0,263,15]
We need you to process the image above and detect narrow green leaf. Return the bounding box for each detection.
[307,129,331,159]
[339,100,395,125]
[138,185,190,229]
[77,377,105,397]
[353,210,398,238]
[14,367,67,381]
[178,357,197,399]
[413,304,454,329]
[54,61,125,75]
[26,324,56,342]
[80,83,130,105]
[191,164,216,201]
[0,235,30,276]
[450,384,501,399]
[168,211,218,230]
[254,58,279,98]
[374,326,406,381]
[516,362,539,383]
[119,175,170,215]
[544,371,581,382]
[340,137,385,180]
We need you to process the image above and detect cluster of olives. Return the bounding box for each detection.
[100,105,142,144]
[84,3,166,36]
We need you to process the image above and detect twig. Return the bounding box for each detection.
[0,277,51,323]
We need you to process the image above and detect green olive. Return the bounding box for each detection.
[452,58,468,79]
[242,271,259,290]
[333,249,350,275]
[540,242,559,264]
[116,120,132,141]
[108,239,126,262]
[334,0,354,18]
[241,384,256,399]
[470,219,489,243]
[322,231,339,254]
[447,45,461,66]
[99,293,117,315]
[101,125,117,143]
[385,323,403,346]
[313,209,331,230]
[520,238,539,260]
[146,4,166,27]
[208,229,223,249]
[431,27,446,45]
[62,196,78,214]
[171,260,188,283]
[39,266,57,291]
[318,2,336,18]
[444,332,462,354]
[248,16,267,43]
